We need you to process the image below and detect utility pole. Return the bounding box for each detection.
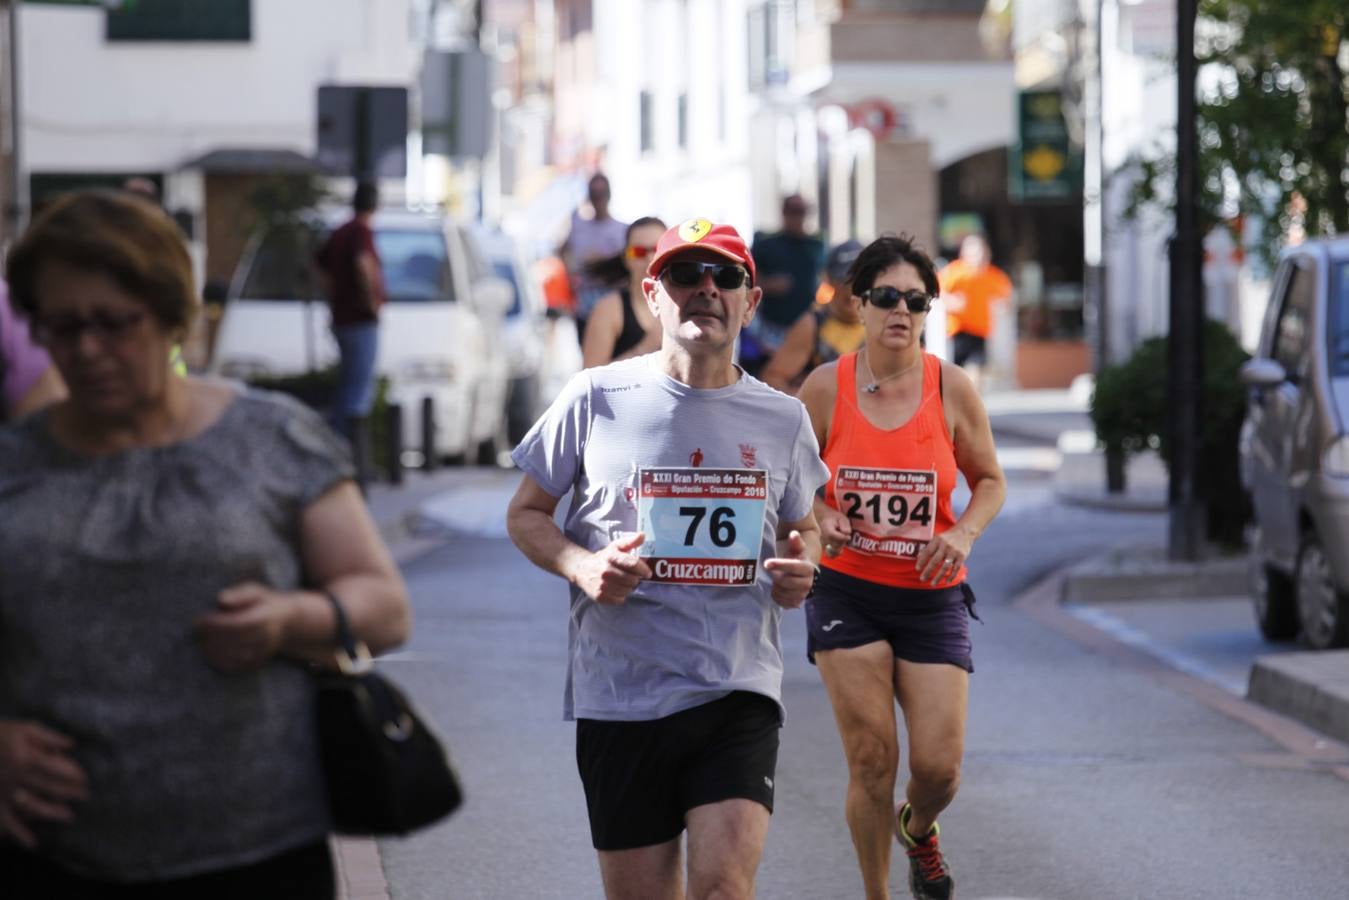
[1168,0,1204,560]
[1083,0,1107,372]
[3,0,26,250]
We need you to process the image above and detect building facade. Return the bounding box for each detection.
[15,0,420,285]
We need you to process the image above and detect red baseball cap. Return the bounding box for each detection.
[647,218,756,286]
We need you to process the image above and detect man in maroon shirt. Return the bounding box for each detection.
[315,182,384,438]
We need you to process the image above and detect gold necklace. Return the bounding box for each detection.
[860,349,921,393]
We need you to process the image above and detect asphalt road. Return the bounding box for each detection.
[372,464,1349,899]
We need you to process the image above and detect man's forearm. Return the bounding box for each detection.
[507,508,589,585]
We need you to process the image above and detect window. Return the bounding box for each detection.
[491,260,524,317]
[240,225,455,304]
[1331,262,1349,377]
[747,1,791,90]
[640,91,654,153]
[1272,258,1316,379]
[238,225,322,301]
[107,0,251,42]
[375,230,453,303]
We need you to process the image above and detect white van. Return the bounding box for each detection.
[210,208,513,462]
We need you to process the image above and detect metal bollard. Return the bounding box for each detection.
[421,396,437,471]
[346,414,374,493]
[385,402,404,486]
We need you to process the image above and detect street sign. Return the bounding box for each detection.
[1011,89,1080,202]
[23,1,132,7]
[316,86,408,180]
[421,50,492,160]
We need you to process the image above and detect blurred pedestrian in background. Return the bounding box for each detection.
[560,173,629,339]
[798,235,1005,900]
[581,216,666,368]
[937,234,1012,392]
[314,181,385,442]
[1,283,66,419]
[0,190,410,899]
[760,239,865,395]
[741,194,825,376]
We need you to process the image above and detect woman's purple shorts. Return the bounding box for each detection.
[805,567,979,673]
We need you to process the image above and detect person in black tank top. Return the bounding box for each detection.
[581,217,667,368]
[610,287,648,359]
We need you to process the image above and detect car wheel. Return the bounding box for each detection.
[1295,531,1349,650]
[1250,549,1298,641]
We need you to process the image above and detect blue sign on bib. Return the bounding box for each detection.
[637,467,768,586]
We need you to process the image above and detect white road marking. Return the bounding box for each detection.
[1066,606,1249,696]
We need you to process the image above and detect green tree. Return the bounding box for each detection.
[1126,2,1348,266]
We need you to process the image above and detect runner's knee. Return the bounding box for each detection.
[844,730,899,791]
[908,756,961,795]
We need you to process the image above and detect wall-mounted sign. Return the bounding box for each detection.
[1010,89,1080,202]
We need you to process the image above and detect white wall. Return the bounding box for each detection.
[1098,0,1176,362]
[825,62,1016,171]
[20,0,419,172]
[588,0,756,238]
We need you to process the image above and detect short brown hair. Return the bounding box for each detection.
[5,190,197,331]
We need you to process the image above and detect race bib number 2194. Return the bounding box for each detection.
[835,466,936,559]
[636,467,767,586]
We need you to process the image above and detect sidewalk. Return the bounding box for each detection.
[332,466,510,900]
[1043,426,1349,751]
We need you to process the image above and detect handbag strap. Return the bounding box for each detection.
[321,589,373,674]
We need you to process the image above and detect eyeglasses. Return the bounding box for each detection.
[663,261,749,290]
[32,309,148,347]
[860,286,932,313]
[625,244,656,260]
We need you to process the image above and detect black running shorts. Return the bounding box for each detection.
[951,332,987,366]
[805,567,977,672]
[575,691,781,851]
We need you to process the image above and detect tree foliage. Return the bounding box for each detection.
[1125,2,1348,267]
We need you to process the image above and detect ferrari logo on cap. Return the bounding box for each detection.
[678,218,714,242]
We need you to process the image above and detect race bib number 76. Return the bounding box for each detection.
[636,467,768,586]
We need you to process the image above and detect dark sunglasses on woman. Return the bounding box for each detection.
[860,286,933,313]
[663,261,750,290]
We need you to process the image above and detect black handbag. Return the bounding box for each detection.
[314,590,463,835]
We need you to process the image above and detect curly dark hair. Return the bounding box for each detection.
[846,234,939,300]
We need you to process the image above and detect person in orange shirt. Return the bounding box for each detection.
[937,234,1012,391]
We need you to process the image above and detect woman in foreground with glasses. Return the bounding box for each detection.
[581,216,666,368]
[0,191,409,898]
[797,235,1005,900]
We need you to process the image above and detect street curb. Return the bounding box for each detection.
[1053,488,1168,513]
[1060,554,1247,603]
[333,837,389,900]
[1013,558,1349,781]
[333,516,448,900]
[1248,651,1349,746]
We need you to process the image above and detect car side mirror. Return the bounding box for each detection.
[473,276,514,318]
[1240,358,1287,389]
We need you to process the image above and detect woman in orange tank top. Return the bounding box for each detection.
[799,235,1006,900]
